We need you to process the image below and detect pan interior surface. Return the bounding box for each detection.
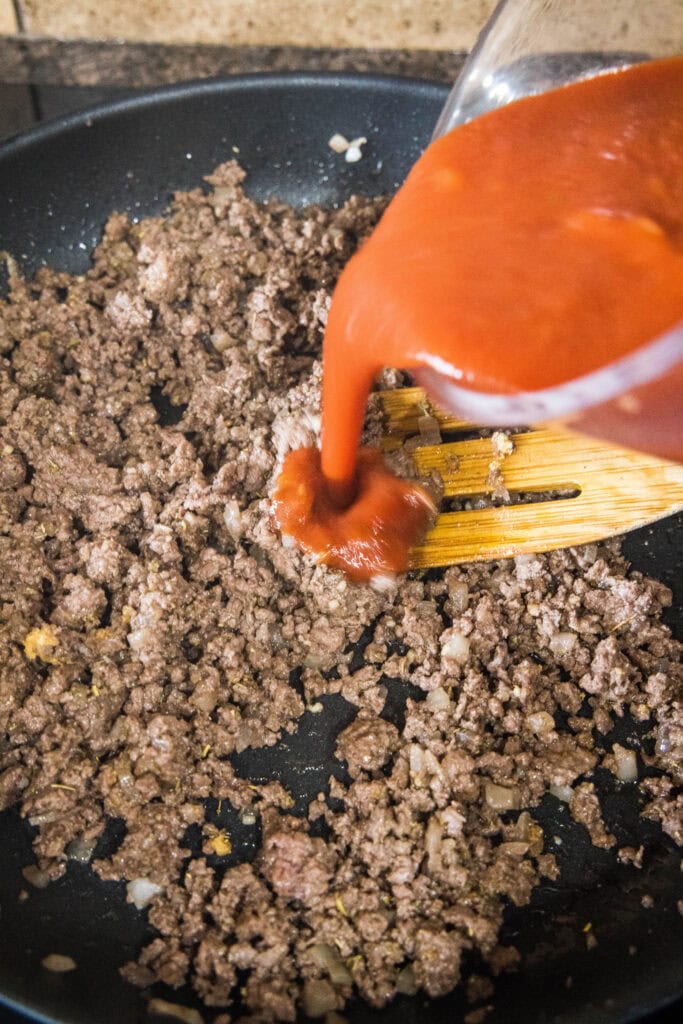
[0,74,681,1024]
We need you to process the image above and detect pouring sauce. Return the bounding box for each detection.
[273,57,683,580]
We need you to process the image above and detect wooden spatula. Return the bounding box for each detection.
[379,387,683,568]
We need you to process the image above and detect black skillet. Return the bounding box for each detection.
[0,74,681,1024]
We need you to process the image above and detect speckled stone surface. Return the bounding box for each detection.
[0,82,33,138]
[0,36,465,143]
[18,0,495,49]
[0,36,467,87]
[0,0,17,35]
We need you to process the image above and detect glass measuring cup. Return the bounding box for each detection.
[412,0,683,461]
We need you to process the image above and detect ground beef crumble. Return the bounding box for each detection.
[0,162,681,1020]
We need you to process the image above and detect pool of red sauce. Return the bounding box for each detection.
[272,447,434,582]
[273,58,683,581]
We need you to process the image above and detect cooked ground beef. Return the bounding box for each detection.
[0,162,681,1020]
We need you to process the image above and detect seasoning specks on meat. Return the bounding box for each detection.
[0,161,681,1020]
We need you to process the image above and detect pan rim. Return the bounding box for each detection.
[0,70,449,155]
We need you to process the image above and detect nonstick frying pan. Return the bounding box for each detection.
[0,74,681,1024]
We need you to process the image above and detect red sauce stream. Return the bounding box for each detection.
[274,58,683,580]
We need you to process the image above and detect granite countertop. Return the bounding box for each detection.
[0,35,465,141]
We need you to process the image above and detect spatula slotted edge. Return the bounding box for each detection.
[378,388,683,568]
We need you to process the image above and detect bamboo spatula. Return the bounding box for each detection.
[379,387,683,569]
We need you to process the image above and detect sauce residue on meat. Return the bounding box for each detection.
[274,57,683,577]
[272,447,435,582]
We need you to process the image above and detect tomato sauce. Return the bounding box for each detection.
[272,447,434,581]
[274,58,683,580]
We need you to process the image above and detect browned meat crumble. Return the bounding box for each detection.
[0,162,681,1020]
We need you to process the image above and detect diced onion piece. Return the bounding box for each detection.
[549,783,573,803]
[396,964,418,996]
[241,810,257,826]
[492,430,514,457]
[426,686,451,710]
[449,581,469,613]
[66,836,97,863]
[549,631,576,656]
[484,782,520,811]
[409,745,442,784]
[441,631,470,664]
[148,999,204,1024]
[613,743,638,782]
[311,944,353,986]
[510,810,532,840]
[423,749,442,777]
[409,744,424,775]
[425,817,443,866]
[28,812,62,826]
[331,963,353,987]
[42,954,76,973]
[127,877,163,910]
[302,978,338,1018]
[655,724,671,755]
[223,499,243,538]
[328,133,349,153]
[127,628,147,653]
[370,574,396,593]
[527,711,555,735]
[344,137,367,163]
[22,865,51,889]
[498,841,529,856]
[210,328,237,352]
[2,252,18,277]
[303,652,327,669]
[441,806,465,837]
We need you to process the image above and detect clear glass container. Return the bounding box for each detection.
[413,0,683,460]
